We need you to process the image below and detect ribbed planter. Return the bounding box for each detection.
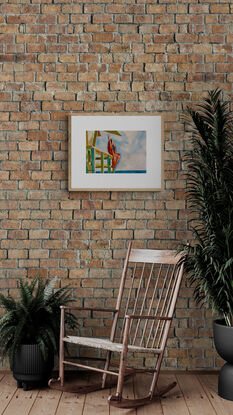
[213,319,233,401]
[12,344,54,391]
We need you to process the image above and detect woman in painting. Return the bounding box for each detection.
[107,136,120,169]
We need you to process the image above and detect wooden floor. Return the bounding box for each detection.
[0,371,233,415]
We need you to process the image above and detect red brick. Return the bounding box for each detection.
[210,4,229,13]
[29,230,49,239]
[112,230,133,239]
[0,260,17,268]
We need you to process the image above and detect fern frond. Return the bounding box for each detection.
[0,277,77,363]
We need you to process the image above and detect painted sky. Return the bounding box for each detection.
[93,130,146,171]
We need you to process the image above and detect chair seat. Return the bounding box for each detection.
[63,336,162,354]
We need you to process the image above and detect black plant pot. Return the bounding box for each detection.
[213,319,233,401]
[12,344,54,391]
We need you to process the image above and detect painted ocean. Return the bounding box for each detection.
[115,170,146,174]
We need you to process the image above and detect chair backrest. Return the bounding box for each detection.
[111,242,184,350]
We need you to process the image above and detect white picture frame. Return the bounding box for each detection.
[68,113,164,191]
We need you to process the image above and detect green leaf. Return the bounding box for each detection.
[104,130,122,136]
[180,89,233,326]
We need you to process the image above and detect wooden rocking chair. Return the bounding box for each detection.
[49,242,184,409]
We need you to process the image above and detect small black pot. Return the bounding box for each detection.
[12,344,54,391]
[213,319,233,401]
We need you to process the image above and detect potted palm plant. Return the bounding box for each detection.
[182,89,233,400]
[0,277,77,391]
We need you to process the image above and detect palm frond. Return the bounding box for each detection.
[181,89,233,326]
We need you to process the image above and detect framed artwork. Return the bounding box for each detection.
[68,113,163,191]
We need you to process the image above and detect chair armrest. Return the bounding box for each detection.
[126,314,172,321]
[60,306,117,313]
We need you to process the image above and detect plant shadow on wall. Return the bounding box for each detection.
[0,277,77,391]
[180,89,233,400]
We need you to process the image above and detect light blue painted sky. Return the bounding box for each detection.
[89,130,146,171]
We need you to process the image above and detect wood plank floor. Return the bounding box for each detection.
[0,372,232,415]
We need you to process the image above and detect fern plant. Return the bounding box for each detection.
[182,89,233,326]
[0,277,77,365]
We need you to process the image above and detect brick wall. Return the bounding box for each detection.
[0,0,231,370]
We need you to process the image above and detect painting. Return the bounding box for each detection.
[86,130,146,174]
[69,114,163,191]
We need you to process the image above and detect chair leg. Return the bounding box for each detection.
[116,350,126,396]
[149,353,162,397]
[109,317,130,403]
[59,348,64,387]
[59,307,65,387]
[149,352,177,400]
[116,317,130,397]
[102,351,112,388]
